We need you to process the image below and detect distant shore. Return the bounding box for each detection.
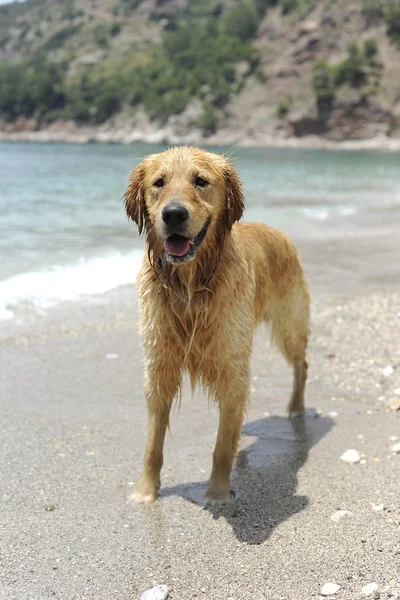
[1,120,400,152]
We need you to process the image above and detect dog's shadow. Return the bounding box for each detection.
[161,413,334,545]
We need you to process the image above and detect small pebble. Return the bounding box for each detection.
[321,582,340,596]
[385,397,400,411]
[340,449,361,464]
[382,365,394,377]
[391,443,400,453]
[44,505,55,511]
[372,505,384,511]
[331,509,354,523]
[140,585,169,600]
[361,582,379,596]
[328,411,338,417]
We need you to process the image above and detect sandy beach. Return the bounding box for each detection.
[1,282,399,600]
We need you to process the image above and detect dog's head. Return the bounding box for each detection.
[124,147,244,265]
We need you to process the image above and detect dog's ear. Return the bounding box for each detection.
[223,165,244,232]
[124,164,146,235]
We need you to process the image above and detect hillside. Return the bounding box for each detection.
[1,0,400,146]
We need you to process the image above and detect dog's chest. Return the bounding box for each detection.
[170,298,218,351]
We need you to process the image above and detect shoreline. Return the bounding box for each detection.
[1,124,400,152]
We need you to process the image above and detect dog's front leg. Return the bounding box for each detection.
[130,365,181,503]
[205,372,249,505]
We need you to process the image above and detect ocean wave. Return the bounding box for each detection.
[301,204,356,220]
[0,250,143,321]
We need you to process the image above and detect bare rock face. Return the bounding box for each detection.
[1,0,400,147]
[3,117,38,133]
[290,100,396,140]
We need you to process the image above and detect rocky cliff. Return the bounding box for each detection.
[1,0,399,146]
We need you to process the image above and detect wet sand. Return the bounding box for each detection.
[0,286,399,600]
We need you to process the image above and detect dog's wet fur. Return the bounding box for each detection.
[124,146,310,505]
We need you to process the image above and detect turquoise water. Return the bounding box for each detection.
[0,141,399,319]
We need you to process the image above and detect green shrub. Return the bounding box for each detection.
[197,101,218,135]
[254,66,268,83]
[281,0,298,15]
[110,22,121,36]
[122,0,144,14]
[221,5,258,42]
[0,0,264,126]
[154,13,257,117]
[158,90,191,121]
[64,69,123,124]
[362,0,384,24]
[312,59,335,98]
[43,24,82,51]
[311,39,382,111]
[61,1,76,21]
[363,37,378,59]
[276,96,292,119]
[254,0,279,17]
[385,4,400,47]
[91,83,121,123]
[335,43,368,88]
[0,56,65,121]
[93,23,109,48]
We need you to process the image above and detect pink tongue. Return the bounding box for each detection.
[164,236,191,257]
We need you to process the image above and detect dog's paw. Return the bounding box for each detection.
[288,409,305,418]
[289,407,319,419]
[204,487,234,506]
[127,490,157,504]
[127,479,159,504]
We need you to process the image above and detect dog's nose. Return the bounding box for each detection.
[162,203,189,225]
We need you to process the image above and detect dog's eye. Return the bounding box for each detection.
[195,177,209,188]
[154,178,164,188]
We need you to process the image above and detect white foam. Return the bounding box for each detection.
[302,207,329,221]
[0,250,143,321]
[338,205,356,216]
[301,204,356,220]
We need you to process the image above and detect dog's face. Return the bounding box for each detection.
[125,147,244,265]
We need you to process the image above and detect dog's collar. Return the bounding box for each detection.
[157,256,217,292]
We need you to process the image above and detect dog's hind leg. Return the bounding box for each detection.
[130,361,182,503]
[269,277,310,416]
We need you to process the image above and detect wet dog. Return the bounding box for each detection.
[124,146,310,504]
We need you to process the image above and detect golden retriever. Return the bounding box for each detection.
[124,146,309,505]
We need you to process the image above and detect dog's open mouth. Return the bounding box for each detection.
[164,234,194,257]
[164,220,210,262]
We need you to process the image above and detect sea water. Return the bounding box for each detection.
[1,141,399,321]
